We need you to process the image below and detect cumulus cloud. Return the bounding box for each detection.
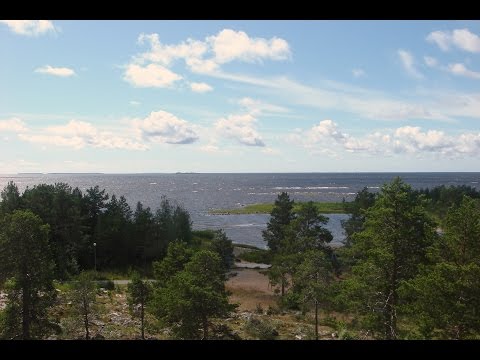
[123,63,182,88]
[207,29,290,64]
[124,29,290,86]
[0,20,56,36]
[132,110,198,144]
[296,119,480,159]
[0,118,28,132]
[427,28,480,53]
[190,82,213,93]
[35,65,75,77]
[398,49,423,79]
[19,120,147,151]
[352,68,366,78]
[215,113,264,147]
[448,63,480,80]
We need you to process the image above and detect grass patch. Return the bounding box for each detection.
[209,201,349,215]
[237,249,272,264]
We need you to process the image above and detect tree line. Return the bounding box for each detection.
[0,181,236,339]
[263,178,480,339]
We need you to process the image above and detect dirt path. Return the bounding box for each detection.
[226,268,276,311]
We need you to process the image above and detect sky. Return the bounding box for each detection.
[1,20,480,173]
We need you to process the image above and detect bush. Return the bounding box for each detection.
[97,280,115,290]
[238,249,272,264]
[280,292,302,310]
[244,317,278,340]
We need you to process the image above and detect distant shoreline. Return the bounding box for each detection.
[209,201,349,215]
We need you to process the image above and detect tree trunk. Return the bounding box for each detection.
[22,282,30,340]
[315,299,318,341]
[84,298,90,340]
[141,300,145,340]
[202,316,208,340]
[281,276,285,297]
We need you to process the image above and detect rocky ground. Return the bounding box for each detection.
[1,267,346,340]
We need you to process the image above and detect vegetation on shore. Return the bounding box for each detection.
[209,201,347,215]
[1,179,480,340]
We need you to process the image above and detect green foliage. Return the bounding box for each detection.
[209,201,346,215]
[415,184,480,219]
[0,182,195,279]
[244,316,278,340]
[402,196,480,339]
[151,250,236,339]
[153,241,194,287]
[0,181,23,214]
[0,210,56,339]
[262,192,295,253]
[127,271,152,339]
[237,249,272,264]
[70,271,97,340]
[341,187,376,247]
[96,280,115,290]
[338,177,436,339]
[208,230,234,270]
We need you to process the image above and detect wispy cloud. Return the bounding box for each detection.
[398,49,423,79]
[0,20,56,36]
[448,63,480,80]
[35,65,75,77]
[352,68,366,78]
[0,118,28,132]
[424,56,438,68]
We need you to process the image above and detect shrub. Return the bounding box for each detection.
[244,317,278,340]
[97,280,115,290]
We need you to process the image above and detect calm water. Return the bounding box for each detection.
[1,173,479,249]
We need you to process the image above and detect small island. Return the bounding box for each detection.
[209,201,348,215]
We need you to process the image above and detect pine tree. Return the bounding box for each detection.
[70,271,97,340]
[127,271,152,339]
[339,177,436,339]
[262,192,295,253]
[0,210,55,339]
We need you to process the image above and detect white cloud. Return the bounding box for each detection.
[294,119,480,159]
[215,113,265,147]
[261,147,280,155]
[199,144,220,153]
[448,63,480,80]
[35,65,75,77]
[125,29,290,86]
[424,56,438,67]
[398,49,423,79]
[352,68,366,78]
[238,97,289,115]
[123,63,182,88]
[19,120,147,151]
[132,110,198,144]
[0,118,28,132]
[190,82,213,93]
[427,28,480,53]
[130,100,141,106]
[0,20,56,36]
[207,29,291,64]
[211,69,480,122]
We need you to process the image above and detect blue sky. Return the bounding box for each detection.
[1,20,480,173]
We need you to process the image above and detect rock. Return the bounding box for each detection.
[295,335,302,340]
[47,335,58,340]
[331,332,338,338]
[93,333,105,340]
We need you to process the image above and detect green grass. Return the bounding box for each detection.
[209,201,349,215]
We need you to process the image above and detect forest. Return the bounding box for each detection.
[0,178,479,340]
